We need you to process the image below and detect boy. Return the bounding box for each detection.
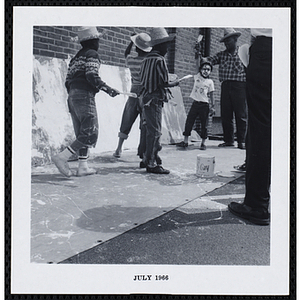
[51,26,119,177]
[139,27,179,174]
[177,58,215,150]
[113,32,152,159]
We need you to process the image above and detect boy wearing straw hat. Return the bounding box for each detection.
[113,32,152,160]
[51,26,120,177]
[139,27,179,174]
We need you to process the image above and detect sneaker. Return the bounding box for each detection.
[113,151,121,158]
[218,142,234,147]
[76,167,97,177]
[51,155,72,177]
[200,144,206,150]
[228,202,270,225]
[146,165,170,174]
[233,163,246,172]
[139,161,146,168]
[176,141,188,148]
[156,155,162,165]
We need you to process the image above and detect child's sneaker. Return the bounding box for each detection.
[176,141,188,148]
[200,143,206,150]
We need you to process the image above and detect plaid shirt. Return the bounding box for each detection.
[209,47,246,82]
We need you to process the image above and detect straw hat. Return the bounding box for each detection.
[148,27,175,47]
[220,28,241,43]
[77,26,103,42]
[130,33,152,52]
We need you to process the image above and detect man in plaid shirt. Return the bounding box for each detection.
[201,28,247,149]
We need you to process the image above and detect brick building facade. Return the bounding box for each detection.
[33,26,251,134]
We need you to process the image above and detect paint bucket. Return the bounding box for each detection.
[196,154,215,177]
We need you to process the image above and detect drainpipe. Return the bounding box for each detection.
[204,28,211,57]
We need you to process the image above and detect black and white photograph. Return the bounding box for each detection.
[10,5,292,296]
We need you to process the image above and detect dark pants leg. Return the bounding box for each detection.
[138,110,147,159]
[232,82,247,144]
[198,103,209,140]
[118,96,140,139]
[67,89,99,152]
[143,93,163,167]
[183,101,208,137]
[244,36,272,212]
[221,82,234,144]
[183,101,201,136]
[221,81,247,144]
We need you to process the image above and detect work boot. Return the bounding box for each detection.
[146,165,170,174]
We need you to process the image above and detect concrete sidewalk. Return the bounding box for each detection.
[31,140,247,264]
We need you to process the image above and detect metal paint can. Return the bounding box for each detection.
[196,154,215,177]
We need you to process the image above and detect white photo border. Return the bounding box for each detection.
[11,6,291,295]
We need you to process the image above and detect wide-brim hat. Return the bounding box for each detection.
[130,33,152,52]
[148,27,175,47]
[220,28,241,42]
[77,26,103,42]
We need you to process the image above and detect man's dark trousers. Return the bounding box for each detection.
[221,80,247,144]
[244,36,272,212]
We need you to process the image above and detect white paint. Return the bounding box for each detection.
[32,56,188,157]
[200,194,244,201]
[196,154,215,177]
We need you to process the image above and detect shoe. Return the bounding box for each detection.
[218,142,234,147]
[139,161,146,168]
[238,143,246,149]
[113,151,121,158]
[176,141,188,148]
[146,165,170,174]
[228,202,270,225]
[234,163,246,172]
[200,144,206,150]
[156,155,162,165]
[51,155,72,177]
[76,167,97,177]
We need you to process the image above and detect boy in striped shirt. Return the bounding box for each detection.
[139,28,179,174]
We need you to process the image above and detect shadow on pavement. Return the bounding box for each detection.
[75,205,247,234]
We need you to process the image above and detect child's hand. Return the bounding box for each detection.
[209,107,215,116]
[109,88,120,97]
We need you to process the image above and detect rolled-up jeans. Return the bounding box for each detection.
[142,91,163,167]
[67,89,99,157]
[118,84,143,139]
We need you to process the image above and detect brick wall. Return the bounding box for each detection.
[33,26,152,64]
[33,26,251,136]
[209,28,251,118]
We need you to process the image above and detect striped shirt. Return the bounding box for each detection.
[126,55,144,86]
[209,47,246,82]
[139,51,169,96]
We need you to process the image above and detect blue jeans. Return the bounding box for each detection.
[67,89,99,156]
[118,85,145,158]
[119,84,143,139]
[142,91,163,167]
